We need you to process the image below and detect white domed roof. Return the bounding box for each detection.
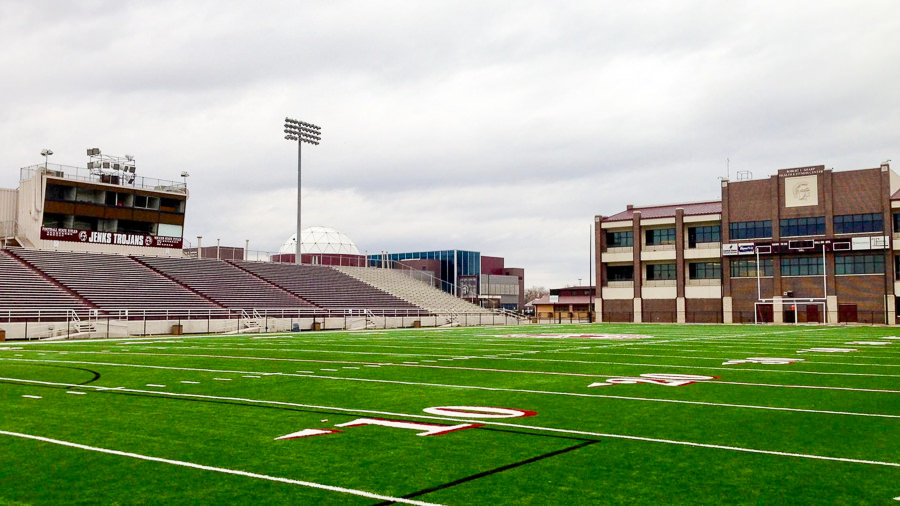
[279,226,361,255]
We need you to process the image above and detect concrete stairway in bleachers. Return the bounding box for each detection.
[333,266,493,314]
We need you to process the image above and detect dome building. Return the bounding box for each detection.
[273,226,365,266]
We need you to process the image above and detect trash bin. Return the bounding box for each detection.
[291,323,300,332]
[171,325,183,335]
[0,329,5,342]
[412,320,421,328]
[312,322,322,331]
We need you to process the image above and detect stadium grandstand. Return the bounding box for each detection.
[0,151,523,340]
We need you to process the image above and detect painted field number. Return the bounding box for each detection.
[276,405,533,441]
[588,373,717,388]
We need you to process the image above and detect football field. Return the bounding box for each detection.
[1,323,899,504]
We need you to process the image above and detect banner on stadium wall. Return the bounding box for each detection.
[40,227,183,249]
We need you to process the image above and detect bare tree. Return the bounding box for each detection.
[524,286,549,304]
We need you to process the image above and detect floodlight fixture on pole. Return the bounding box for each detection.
[41,149,53,169]
[283,116,322,265]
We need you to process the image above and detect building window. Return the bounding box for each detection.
[730,258,773,277]
[606,231,633,248]
[645,228,676,246]
[729,220,772,240]
[893,214,900,234]
[835,254,884,275]
[834,213,883,234]
[689,262,721,279]
[781,256,824,276]
[646,263,676,280]
[606,265,634,281]
[687,225,720,247]
[780,216,825,237]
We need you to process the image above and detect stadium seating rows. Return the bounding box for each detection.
[334,266,493,314]
[137,256,316,309]
[1,248,486,317]
[232,261,420,312]
[9,249,219,311]
[0,251,91,314]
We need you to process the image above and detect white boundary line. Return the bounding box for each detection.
[2,379,898,469]
[0,430,442,506]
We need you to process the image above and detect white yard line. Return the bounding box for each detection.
[712,381,900,394]
[3,371,899,419]
[1,380,897,470]
[0,430,442,506]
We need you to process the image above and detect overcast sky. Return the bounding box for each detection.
[1,1,898,288]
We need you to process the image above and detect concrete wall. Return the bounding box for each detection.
[0,313,526,340]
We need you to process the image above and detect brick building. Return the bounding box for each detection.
[595,162,898,324]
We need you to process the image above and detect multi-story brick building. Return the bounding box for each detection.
[595,162,898,324]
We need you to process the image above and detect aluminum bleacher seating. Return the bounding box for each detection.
[334,266,493,314]
[8,248,220,313]
[233,261,421,313]
[0,250,92,318]
[137,256,316,309]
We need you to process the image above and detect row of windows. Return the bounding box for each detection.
[731,213,886,239]
[730,220,772,240]
[834,213,882,234]
[835,254,884,275]
[607,254,887,281]
[607,212,893,249]
[731,258,774,278]
[608,226,720,249]
[608,262,721,281]
[780,216,825,237]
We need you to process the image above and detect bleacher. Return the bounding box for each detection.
[1,247,493,320]
[0,251,92,317]
[333,266,493,314]
[234,261,422,313]
[138,256,317,310]
[8,248,220,313]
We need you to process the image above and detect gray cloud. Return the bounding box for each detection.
[1,0,898,287]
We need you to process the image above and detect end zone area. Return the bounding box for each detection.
[2,323,899,504]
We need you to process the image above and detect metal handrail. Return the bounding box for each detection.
[20,164,186,194]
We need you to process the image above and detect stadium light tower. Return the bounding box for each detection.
[283,117,322,265]
[41,148,53,169]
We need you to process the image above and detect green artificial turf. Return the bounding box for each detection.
[1,323,899,504]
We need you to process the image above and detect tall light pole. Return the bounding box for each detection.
[41,148,53,169]
[284,117,322,265]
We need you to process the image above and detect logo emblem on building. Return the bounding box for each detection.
[792,182,811,201]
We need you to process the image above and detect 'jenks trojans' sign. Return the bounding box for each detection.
[40,227,183,249]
